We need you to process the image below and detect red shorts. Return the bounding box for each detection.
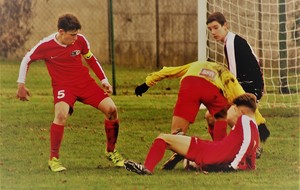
[173,76,229,123]
[185,137,232,170]
[52,80,108,111]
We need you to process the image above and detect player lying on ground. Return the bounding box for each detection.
[16,13,125,172]
[124,93,259,175]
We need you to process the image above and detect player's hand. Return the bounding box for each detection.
[16,83,31,101]
[102,82,113,94]
[135,83,149,96]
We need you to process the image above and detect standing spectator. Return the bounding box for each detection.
[16,13,124,172]
[206,12,270,143]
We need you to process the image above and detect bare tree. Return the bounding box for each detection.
[0,0,33,57]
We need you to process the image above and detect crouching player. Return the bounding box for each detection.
[124,93,259,175]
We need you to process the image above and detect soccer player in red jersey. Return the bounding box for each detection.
[124,93,259,175]
[16,13,124,172]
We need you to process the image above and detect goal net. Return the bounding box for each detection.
[201,0,299,108]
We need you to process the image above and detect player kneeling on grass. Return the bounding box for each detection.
[16,13,125,172]
[124,93,259,175]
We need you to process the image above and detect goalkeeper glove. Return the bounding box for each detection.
[258,123,270,142]
[135,83,149,96]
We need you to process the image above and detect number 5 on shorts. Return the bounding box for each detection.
[57,90,65,99]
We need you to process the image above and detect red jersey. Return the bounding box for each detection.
[187,115,259,171]
[17,33,107,87]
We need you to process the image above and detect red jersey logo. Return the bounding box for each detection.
[71,50,81,56]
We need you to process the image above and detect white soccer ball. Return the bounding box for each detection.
[183,159,200,171]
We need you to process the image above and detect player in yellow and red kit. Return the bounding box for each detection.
[16,13,124,172]
[135,61,265,169]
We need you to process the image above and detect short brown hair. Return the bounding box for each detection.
[57,13,81,31]
[206,12,227,25]
[233,93,257,112]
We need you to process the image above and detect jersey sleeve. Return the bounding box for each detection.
[234,36,264,99]
[145,64,191,87]
[80,35,108,83]
[17,42,45,84]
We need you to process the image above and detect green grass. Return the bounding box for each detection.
[0,61,299,189]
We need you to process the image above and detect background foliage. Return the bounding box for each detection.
[0,0,33,57]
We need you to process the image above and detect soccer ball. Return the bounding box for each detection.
[183,159,200,171]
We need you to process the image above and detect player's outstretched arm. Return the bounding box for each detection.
[16,83,31,101]
[135,64,190,97]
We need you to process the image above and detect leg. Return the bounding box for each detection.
[144,134,191,172]
[161,116,190,170]
[213,119,227,141]
[53,101,70,125]
[78,81,124,166]
[159,134,192,156]
[98,97,118,121]
[205,111,215,139]
[98,97,119,152]
[49,101,69,172]
[205,108,228,141]
[212,108,228,141]
[50,101,70,159]
[125,134,192,175]
[171,116,190,134]
[172,77,205,134]
[98,97,124,166]
[164,77,204,170]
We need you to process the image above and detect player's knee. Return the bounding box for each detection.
[157,133,168,141]
[171,127,187,134]
[54,111,68,125]
[105,105,118,120]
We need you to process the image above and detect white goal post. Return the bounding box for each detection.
[198,0,300,108]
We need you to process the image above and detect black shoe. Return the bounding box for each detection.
[124,160,152,175]
[161,153,184,170]
[258,123,270,142]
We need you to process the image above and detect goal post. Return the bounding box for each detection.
[198,0,300,108]
[198,0,207,61]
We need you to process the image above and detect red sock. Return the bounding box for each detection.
[105,119,119,152]
[50,123,64,159]
[144,138,167,173]
[213,120,227,141]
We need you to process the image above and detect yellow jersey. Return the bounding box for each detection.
[145,61,245,104]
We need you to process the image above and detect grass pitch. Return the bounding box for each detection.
[0,61,299,189]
